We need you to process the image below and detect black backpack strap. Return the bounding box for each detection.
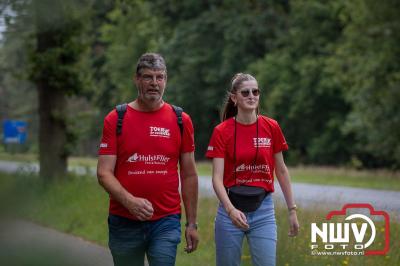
[115,103,128,136]
[171,104,183,135]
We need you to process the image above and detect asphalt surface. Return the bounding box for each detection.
[0,160,94,176]
[1,159,399,265]
[0,219,113,266]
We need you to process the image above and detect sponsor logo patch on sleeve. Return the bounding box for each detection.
[100,143,108,148]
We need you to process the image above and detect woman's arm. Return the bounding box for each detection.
[274,152,299,237]
[212,158,249,230]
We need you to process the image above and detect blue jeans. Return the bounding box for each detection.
[108,214,181,266]
[215,194,277,266]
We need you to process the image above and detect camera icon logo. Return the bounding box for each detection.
[311,203,390,256]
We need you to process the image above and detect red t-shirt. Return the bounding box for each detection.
[98,103,195,220]
[206,116,288,192]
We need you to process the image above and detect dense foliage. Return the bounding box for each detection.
[1,0,399,170]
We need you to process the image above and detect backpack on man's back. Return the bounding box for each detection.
[115,103,184,136]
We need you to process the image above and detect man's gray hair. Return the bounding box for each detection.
[136,53,167,75]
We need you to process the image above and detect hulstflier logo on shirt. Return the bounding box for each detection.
[235,164,270,173]
[127,153,170,165]
[253,137,271,148]
[149,126,171,138]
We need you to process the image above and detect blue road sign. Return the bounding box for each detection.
[2,120,27,144]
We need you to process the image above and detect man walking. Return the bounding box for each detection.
[97,53,199,266]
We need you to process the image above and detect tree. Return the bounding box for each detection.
[29,0,90,179]
[153,0,289,158]
[97,1,163,108]
[251,0,352,165]
[332,0,400,168]
[0,0,38,152]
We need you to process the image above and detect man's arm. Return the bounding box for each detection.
[179,152,199,253]
[97,155,153,221]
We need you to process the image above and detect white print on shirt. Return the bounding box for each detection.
[237,178,272,184]
[127,153,170,165]
[207,146,214,151]
[253,137,271,148]
[149,126,171,138]
[100,143,108,148]
[236,164,270,174]
[128,170,168,175]
[128,170,145,175]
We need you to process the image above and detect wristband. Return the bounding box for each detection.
[185,222,198,230]
[288,204,298,212]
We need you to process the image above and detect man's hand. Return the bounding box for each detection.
[184,225,199,253]
[180,152,199,253]
[125,197,154,221]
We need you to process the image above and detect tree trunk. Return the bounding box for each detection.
[37,84,67,180]
[35,0,68,180]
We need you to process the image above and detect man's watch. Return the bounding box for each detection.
[185,222,198,230]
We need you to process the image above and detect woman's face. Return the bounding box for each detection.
[232,80,260,112]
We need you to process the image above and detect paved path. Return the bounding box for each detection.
[199,176,400,220]
[2,160,399,217]
[0,219,113,266]
[0,160,95,176]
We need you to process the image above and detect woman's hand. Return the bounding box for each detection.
[288,210,299,237]
[227,208,249,230]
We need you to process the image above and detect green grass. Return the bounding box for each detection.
[1,173,399,266]
[289,166,400,191]
[197,161,400,191]
[0,152,97,168]
[1,152,399,191]
[196,161,212,176]
[0,152,38,162]
[68,156,98,168]
[0,173,109,245]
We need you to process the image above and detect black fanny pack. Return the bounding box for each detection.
[227,185,268,212]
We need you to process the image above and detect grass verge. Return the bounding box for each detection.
[1,153,399,191]
[290,166,400,191]
[1,173,399,266]
[197,161,400,191]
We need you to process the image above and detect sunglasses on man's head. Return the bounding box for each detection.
[239,89,260,97]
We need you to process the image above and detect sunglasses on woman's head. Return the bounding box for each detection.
[239,89,260,97]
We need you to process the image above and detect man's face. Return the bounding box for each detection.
[135,68,167,103]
